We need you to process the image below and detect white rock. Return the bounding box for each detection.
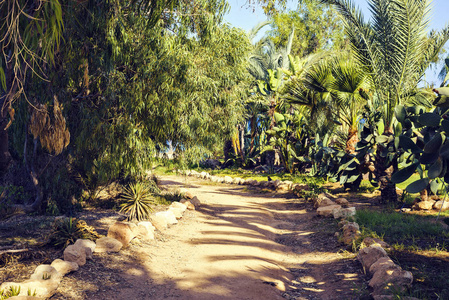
[223,176,233,184]
[137,221,156,232]
[333,207,356,219]
[74,239,96,259]
[317,205,342,217]
[64,244,86,266]
[415,200,435,210]
[94,237,123,253]
[357,245,388,271]
[155,210,178,225]
[168,206,183,219]
[51,259,79,276]
[151,213,169,230]
[170,201,187,213]
[29,265,62,282]
[180,199,195,210]
[107,222,136,247]
[433,200,449,211]
[1,279,59,299]
[179,188,194,199]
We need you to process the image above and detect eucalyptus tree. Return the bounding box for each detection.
[268,0,348,57]
[0,0,63,175]
[322,0,449,202]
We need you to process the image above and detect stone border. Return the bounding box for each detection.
[1,200,197,299]
[2,171,416,299]
[178,169,417,299]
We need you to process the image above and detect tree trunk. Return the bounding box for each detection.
[13,138,43,213]
[239,124,245,162]
[249,116,257,155]
[0,115,11,175]
[374,133,398,203]
[345,127,358,154]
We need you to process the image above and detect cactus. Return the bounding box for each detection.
[392,99,449,196]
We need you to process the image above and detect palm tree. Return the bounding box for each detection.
[244,25,295,168]
[322,0,449,202]
[330,56,370,153]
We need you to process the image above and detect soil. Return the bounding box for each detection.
[1,175,371,299]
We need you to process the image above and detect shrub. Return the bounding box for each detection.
[47,217,100,248]
[120,182,157,221]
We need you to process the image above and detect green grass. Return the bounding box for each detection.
[355,209,449,251]
[153,164,327,187]
[355,209,449,299]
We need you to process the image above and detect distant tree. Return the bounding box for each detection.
[268,0,348,57]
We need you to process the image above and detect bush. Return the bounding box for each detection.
[47,217,100,249]
[119,182,157,221]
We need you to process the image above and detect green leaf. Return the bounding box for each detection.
[376,135,389,144]
[346,174,360,183]
[423,132,443,153]
[440,142,449,159]
[419,152,439,164]
[339,174,348,185]
[405,178,429,193]
[274,112,285,124]
[0,67,5,91]
[394,122,402,137]
[395,105,406,123]
[442,120,449,133]
[391,163,419,183]
[430,180,440,195]
[377,120,385,135]
[418,113,441,127]
[428,158,443,179]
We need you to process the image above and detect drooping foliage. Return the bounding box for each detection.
[4,0,251,213]
[269,0,348,57]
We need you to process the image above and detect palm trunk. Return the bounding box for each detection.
[374,132,398,203]
[345,127,358,153]
[249,116,257,155]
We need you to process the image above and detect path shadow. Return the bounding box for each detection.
[50,175,368,299]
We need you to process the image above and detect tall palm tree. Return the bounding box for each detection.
[330,56,370,152]
[322,0,449,202]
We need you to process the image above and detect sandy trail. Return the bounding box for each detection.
[88,175,363,300]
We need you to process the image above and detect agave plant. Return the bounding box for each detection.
[47,217,100,249]
[120,182,156,221]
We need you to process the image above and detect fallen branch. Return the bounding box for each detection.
[0,249,29,255]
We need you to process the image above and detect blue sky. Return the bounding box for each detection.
[224,0,449,85]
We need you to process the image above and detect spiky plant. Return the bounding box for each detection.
[47,217,100,249]
[120,182,156,221]
[322,0,449,202]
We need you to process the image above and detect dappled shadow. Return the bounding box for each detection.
[389,249,449,299]
[49,175,368,299]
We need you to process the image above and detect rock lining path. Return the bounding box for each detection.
[64,175,365,300]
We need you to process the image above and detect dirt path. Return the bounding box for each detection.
[56,175,367,299]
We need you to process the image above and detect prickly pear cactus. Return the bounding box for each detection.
[392,104,449,195]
